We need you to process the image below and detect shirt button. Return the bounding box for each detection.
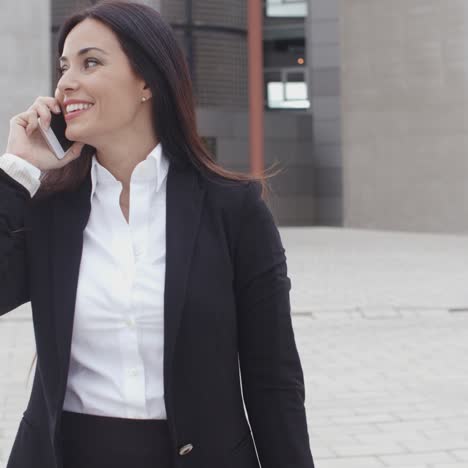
[178,443,194,456]
[126,317,136,328]
[129,368,138,376]
[134,245,143,257]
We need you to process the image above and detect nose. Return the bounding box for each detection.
[55,73,80,97]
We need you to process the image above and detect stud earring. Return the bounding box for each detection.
[141,97,147,102]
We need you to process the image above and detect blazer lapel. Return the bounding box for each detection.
[50,162,206,404]
[163,165,205,398]
[52,173,92,386]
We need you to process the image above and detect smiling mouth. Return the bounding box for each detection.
[66,105,94,115]
[65,105,94,120]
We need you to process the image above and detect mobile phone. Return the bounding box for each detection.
[38,111,74,159]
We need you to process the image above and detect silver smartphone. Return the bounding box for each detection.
[38,111,74,159]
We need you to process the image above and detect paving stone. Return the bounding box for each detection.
[1,227,467,468]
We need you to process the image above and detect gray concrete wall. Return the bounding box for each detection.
[340,0,468,234]
[196,109,314,225]
[0,0,51,151]
[306,0,343,226]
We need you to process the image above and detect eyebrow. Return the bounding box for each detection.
[59,47,108,63]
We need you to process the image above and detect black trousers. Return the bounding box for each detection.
[60,410,174,468]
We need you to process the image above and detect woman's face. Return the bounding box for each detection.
[55,18,150,146]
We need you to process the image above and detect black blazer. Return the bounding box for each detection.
[0,159,315,468]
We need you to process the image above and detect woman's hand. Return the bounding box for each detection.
[5,96,85,172]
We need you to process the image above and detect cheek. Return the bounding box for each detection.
[111,78,141,106]
[99,102,138,126]
[85,100,140,135]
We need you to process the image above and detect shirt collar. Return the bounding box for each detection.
[89,142,169,201]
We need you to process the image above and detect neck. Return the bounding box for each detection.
[95,137,159,191]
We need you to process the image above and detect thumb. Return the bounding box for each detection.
[62,141,85,163]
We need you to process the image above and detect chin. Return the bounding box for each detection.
[66,127,86,142]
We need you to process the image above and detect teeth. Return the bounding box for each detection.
[66,103,94,113]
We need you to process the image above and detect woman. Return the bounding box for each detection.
[0,1,315,467]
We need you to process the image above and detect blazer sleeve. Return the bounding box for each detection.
[0,166,33,316]
[234,181,315,468]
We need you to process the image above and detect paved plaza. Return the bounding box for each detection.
[1,227,467,467]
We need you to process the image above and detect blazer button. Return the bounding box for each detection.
[178,443,193,456]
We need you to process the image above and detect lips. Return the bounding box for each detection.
[64,105,94,121]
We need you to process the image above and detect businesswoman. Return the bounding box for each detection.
[0,1,315,467]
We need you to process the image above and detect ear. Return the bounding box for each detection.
[142,83,152,99]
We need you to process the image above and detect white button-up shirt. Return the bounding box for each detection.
[0,143,170,420]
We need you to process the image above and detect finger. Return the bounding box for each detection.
[24,109,39,136]
[10,113,29,129]
[35,96,62,114]
[30,103,53,130]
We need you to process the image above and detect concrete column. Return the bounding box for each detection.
[248,0,265,176]
[305,0,343,226]
[340,0,468,234]
[1,0,51,150]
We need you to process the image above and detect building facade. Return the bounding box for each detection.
[3,0,466,233]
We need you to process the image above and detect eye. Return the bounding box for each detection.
[57,58,100,76]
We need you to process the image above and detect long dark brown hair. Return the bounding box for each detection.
[27,0,281,385]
